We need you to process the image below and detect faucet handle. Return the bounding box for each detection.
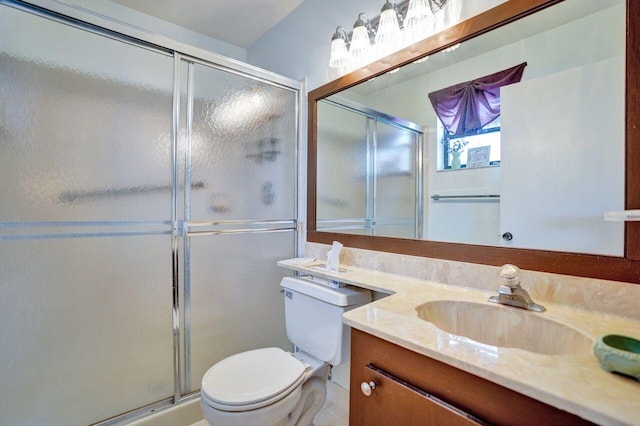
[500,264,521,287]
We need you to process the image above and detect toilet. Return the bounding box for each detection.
[200,276,371,426]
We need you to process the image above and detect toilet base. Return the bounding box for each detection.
[287,376,327,426]
[201,385,302,426]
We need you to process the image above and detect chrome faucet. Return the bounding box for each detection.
[488,264,546,312]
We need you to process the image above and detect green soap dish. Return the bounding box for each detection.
[594,334,640,381]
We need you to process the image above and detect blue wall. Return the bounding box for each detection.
[248,0,507,90]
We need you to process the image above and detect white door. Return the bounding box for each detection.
[499,56,624,256]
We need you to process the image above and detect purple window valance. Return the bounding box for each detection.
[428,62,527,136]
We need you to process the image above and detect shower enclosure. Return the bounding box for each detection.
[316,98,423,239]
[0,2,301,425]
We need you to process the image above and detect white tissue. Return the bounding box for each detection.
[325,241,343,272]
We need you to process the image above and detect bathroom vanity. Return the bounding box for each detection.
[350,329,590,425]
[277,258,640,426]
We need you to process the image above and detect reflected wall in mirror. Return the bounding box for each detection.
[309,0,640,283]
[317,0,624,256]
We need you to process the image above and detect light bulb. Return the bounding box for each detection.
[329,38,349,69]
[329,27,350,69]
[350,16,372,66]
[375,2,401,56]
[404,0,434,45]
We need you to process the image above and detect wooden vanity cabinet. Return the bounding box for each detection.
[349,329,594,426]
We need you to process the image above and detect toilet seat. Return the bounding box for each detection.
[201,347,307,412]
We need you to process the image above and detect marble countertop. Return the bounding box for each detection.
[278,258,640,426]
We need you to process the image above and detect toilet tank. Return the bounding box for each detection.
[280,276,371,366]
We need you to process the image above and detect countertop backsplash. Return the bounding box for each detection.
[305,242,640,321]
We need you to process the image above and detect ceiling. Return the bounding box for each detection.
[110,0,304,49]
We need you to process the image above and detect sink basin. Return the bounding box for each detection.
[415,300,592,355]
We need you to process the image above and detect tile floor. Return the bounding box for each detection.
[312,401,349,426]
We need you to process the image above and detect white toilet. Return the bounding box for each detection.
[200,276,371,426]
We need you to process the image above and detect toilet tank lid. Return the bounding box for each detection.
[280,277,371,307]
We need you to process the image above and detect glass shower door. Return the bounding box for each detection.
[179,59,298,392]
[316,101,370,234]
[0,4,175,425]
[375,121,421,238]
[1,3,301,423]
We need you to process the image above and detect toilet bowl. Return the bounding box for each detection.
[201,347,329,426]
[200,276,371,426]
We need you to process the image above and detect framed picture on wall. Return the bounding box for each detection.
[466,146,491,168]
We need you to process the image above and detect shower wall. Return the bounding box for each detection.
[0,3,299,425]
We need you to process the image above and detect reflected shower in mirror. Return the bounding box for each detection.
[317,98,423,239]
[316,0,625,256]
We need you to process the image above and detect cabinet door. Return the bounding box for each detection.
[350,329,594,426]
[351,364,486,426]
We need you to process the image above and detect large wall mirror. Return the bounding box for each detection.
[308,0,640,283]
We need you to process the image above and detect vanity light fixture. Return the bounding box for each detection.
[328,0,449,72]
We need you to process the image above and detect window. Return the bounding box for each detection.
[428,62,527,171]
[437,117,501,170]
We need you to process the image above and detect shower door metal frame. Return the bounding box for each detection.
[1,1,304,424]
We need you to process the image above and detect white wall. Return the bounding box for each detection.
[249,0,378,91]
[249,0,507,90]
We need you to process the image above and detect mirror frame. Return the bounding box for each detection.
[307,0,640,284]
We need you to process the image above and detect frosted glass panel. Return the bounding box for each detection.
[1,6,300,424]
[189,63,297,221]
[375,122,418,238]
[0,5,174,222]
[317,102,368,224]
[0,236,173,426]
[187,231,294,391]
